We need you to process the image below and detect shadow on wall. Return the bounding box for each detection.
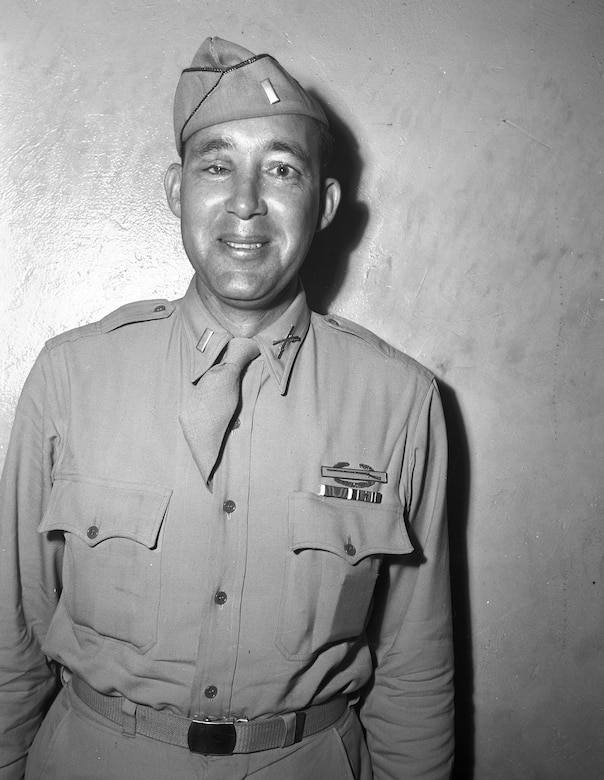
[301,97,369,314]
[301,98,475,776]
[440,381,474,779]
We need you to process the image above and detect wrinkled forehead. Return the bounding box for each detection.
[182,114,323,167]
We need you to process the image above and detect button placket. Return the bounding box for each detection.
[191,343,261,717]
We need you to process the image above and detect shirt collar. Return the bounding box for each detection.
[179,276,311,395]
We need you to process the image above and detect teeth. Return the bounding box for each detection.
[225,241,263,250]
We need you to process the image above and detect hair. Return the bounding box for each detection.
[313,119,335,180]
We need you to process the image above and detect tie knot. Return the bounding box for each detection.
[224,337,260,369]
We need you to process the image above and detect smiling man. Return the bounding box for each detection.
[165,112,340,331]
[0,37,454,780]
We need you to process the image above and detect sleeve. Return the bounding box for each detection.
[360,379,454,780]
[0,350,63,780]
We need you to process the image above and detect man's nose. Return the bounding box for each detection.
[225,174,267,219]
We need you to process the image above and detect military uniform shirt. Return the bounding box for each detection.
[0,277,454,780]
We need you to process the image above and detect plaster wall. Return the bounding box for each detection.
[1,1,603,778]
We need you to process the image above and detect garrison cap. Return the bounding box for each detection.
[173,36,328,156]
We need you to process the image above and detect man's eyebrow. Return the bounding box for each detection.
[264,140,312,169]
[190,137,235,157]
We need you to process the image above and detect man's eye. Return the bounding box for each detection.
[270,163,298,179]
[204,164,228,175]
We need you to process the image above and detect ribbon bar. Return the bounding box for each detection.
[319,484,383,504]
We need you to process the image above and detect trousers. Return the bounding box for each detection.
[24,683,373,780]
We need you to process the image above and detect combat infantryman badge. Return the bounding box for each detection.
[319,462,387,504]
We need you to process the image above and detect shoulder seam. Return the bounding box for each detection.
[45,299,176,351]
[314,312,434,379]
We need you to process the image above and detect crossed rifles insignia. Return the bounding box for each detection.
[319,462,388,504]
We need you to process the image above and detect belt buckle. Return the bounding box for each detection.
[187,718,238,755]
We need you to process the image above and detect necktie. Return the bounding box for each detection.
[180,337,260,484]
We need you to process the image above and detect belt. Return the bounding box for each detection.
[71,675,348,756]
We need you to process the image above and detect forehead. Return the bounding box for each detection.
[184,114,322,163]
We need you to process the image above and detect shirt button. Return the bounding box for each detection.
[344,542,356,556]
[204,685,218,699]
[231,418,241,430]
[223,500,236,514]
[214,591,228,605]
[87,525,99,539]
[154,304,166,312]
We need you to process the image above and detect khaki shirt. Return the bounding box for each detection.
[0,278,454,779]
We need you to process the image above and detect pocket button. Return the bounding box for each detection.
[87,525,99,540]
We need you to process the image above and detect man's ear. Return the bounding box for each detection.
[317,177,341,232]
[164,163,183,218]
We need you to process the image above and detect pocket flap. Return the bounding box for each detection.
[38,474,172,548]
[287,492,414,563]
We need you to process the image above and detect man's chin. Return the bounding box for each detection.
[218,280,298,313]
[218,291,284,311]
[194,270,298,314]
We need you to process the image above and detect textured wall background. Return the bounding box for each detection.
[1,1,603,777]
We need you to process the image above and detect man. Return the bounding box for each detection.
[0,37,454,779]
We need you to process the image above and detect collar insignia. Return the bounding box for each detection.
[272,325,301,359]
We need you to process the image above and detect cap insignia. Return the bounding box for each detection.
[261,78,280,105]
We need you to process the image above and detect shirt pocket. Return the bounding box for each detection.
[276,491,414,661]
[38,473,172,653]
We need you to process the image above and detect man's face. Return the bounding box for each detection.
[165,114,340,316]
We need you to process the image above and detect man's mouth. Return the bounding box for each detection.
[223,240,264,250]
